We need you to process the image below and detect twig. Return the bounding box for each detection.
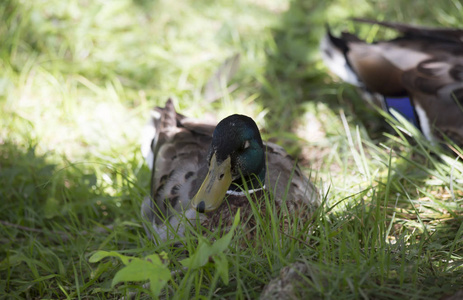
[0,220,114,241]
[0,220,47,233]
[448,144,463,160]
[0,220,71,239]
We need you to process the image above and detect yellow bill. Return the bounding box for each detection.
[191,154,232,213]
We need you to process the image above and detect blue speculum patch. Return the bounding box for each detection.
[384,96,421,129]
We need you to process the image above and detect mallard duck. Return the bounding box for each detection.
[140,99,318,243]
[320,18,463,147]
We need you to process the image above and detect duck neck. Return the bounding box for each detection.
[226,168,266,195]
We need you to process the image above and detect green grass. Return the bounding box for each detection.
[1,0,463,298]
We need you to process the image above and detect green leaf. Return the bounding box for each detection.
[112,254,171,297]
[214,254,229,285]
[180,210,240,285]
[111,258,170,286]
[90,251,171,297]
[180,239,213,269]
[211,209,240,253]
[44,196,60,219]
[145,253,163,266]
[32,274,59,283]
[89,251,131,265]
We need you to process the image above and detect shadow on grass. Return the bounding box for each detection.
[0,141,59,224]
[0,137,149,235]
[0,140,104,226]
[0,139,148,298]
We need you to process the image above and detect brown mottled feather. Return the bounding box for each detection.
[142,99,213,229]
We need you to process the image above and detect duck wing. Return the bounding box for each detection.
[265,142,318,209]
[321,20,463,146]
[142,99,214,229]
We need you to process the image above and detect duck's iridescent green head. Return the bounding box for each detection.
[192,114,266,213]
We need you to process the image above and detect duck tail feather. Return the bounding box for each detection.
[352,18,463,43]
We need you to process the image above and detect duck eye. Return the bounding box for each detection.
[243,140,250,150]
